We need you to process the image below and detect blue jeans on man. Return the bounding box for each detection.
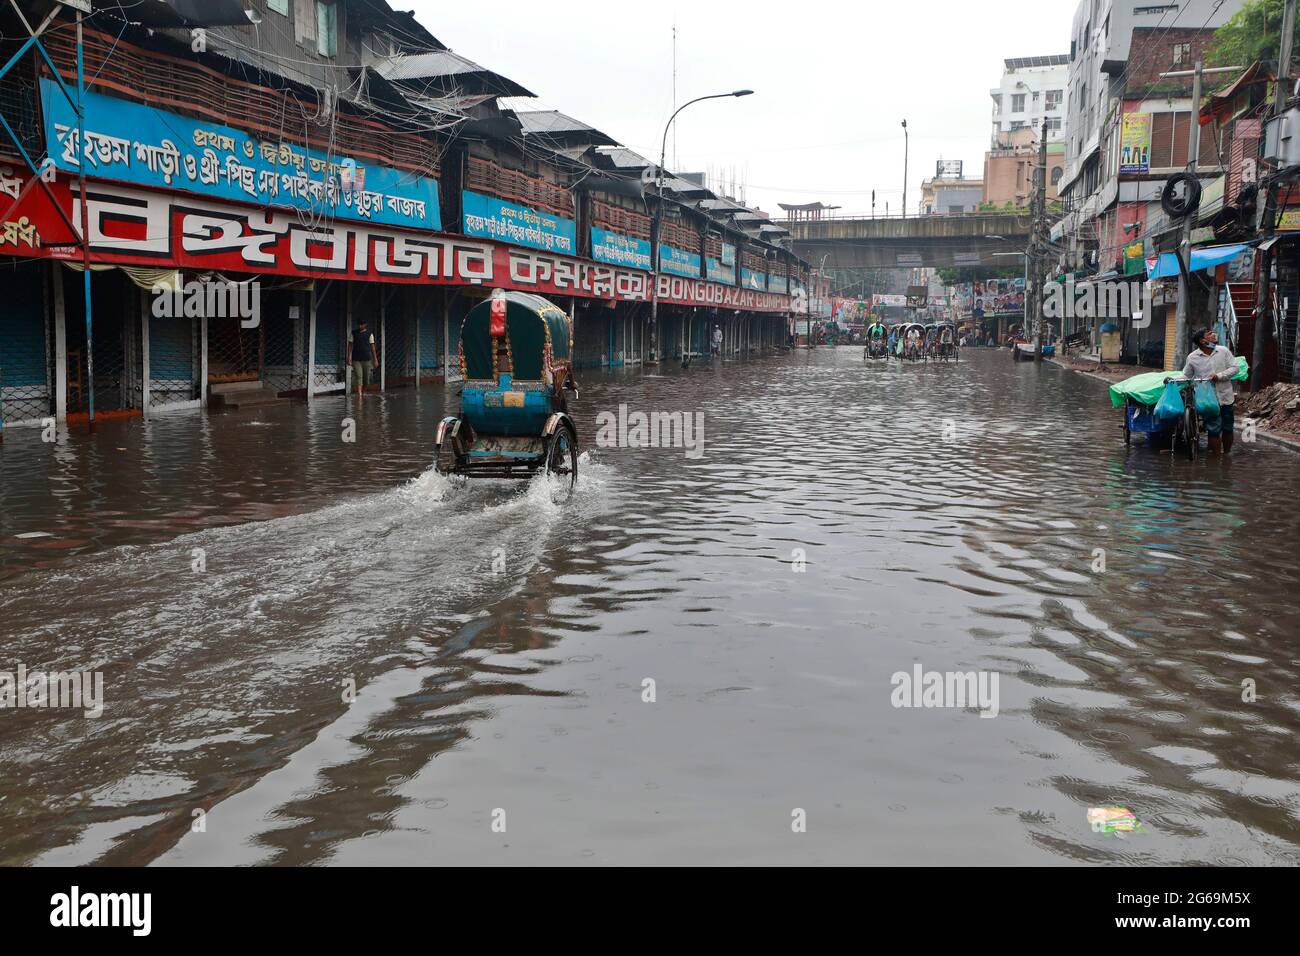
[1203,402,1234,438]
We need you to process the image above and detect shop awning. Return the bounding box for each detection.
[1145,243,1249,279]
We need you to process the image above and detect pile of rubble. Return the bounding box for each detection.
[1239,383,1300,439]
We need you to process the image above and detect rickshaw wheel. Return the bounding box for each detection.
[434,443,461,476]
[544,426,578,496]
[1183,406,1198,461]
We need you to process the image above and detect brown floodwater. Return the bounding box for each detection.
[1,348,1298,865]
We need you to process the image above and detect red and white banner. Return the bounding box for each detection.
[0,170,793,313]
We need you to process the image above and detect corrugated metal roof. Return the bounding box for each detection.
[122,0,251,27]
[376,51,534,98]
[663,175,712,197]
[596,147,654,170]
[516,110,618,146]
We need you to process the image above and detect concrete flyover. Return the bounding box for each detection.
[783,213,1032,270]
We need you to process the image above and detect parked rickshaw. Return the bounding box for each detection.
[435,289,579,492]
[1108,358,1249,460]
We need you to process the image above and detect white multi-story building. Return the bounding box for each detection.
[989,56,1070,145]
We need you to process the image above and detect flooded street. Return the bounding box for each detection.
[2,349,1299,866]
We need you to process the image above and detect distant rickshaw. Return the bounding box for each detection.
[900,323,926,362]
[435,289,580,495]
[863,320,889,360]
[923,324,941,360]
[936,323,958,362]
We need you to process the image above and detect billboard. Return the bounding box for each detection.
[1119,113,1152,174]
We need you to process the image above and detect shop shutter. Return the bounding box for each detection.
[1150,113,1174,168]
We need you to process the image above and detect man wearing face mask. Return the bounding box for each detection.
[1181,327,1238,456]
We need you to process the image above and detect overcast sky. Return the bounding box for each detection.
[407,0,1081,216]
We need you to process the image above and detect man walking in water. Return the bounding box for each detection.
[712,323,724,358]
[1181,327,1238,456]
[348,319,377,398]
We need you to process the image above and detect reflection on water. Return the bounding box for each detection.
[1,349,1298,865]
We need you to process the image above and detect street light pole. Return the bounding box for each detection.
[647,89,753,364]
[901,120,909,219]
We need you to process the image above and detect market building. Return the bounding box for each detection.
[0,0,803,435]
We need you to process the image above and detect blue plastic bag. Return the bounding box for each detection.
[1154,381,1185,420]
[1194,380,1221,417]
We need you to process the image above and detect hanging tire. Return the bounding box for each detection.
[544,425,578,495]
[1161,173,1202,219]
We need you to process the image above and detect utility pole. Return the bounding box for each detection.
[1252,0,1297,391]
[1033,118,1049,362]
[1173,60,1205,371]
[77,9,94,429]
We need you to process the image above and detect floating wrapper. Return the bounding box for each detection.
[1088,806,1141,833]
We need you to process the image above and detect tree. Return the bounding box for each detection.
[1207,0,1298,69]
[937,266,1023,285]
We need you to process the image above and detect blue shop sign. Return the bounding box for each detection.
[591,227,652,270]
[462,190,577,254]
[658,243,702,278]
[706,257,735,284]
[741,268,766,291]
[40,79,441,231]
[767,275,788,294]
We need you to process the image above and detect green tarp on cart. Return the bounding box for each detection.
[1109,356,1249,408]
